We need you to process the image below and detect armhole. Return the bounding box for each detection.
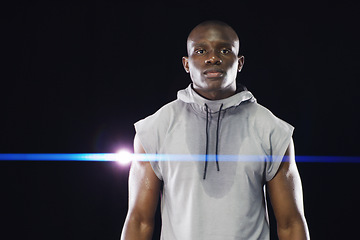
[266,128,294,182]
[150,160,163,181]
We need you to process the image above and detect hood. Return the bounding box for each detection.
[176,84,256,179]
[177,84,256,113]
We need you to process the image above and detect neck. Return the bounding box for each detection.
[192,85,236,100]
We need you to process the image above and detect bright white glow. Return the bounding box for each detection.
[116,149,132,165]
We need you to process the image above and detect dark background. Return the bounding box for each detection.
[1,0,359,239]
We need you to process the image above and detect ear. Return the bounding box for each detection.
[238,55,245,72]
[182,56,190,73]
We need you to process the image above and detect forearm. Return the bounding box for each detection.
[121,215,154,240]
[277,219,310,240]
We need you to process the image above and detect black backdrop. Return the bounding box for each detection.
[2,0,360,239]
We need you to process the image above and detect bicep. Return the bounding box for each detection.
[267,138,305,227]
[127,134,161,222]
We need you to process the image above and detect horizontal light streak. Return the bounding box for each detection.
[0,154,359,163]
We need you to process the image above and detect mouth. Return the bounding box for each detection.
[203,69,224,78]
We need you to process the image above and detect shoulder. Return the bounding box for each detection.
[242,101,294,137]
[239,101,278,123]
[134,99,186,138]
[134,99,186,154]
[248,102,276,117]
[157,99,186,116]
[136,99,183,124]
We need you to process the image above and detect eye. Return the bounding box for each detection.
[221,49,231,54]
[195,49,206,55]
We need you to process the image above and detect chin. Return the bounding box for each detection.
[205,79,232,91]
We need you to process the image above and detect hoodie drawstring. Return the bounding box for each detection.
[204,104,209,180]
[203,103,223,180]
[215,103,223,171]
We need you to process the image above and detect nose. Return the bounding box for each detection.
[205,51,222,65]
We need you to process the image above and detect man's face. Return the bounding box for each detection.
[183,25,244,100]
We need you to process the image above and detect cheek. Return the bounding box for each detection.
[189,60,202,74]
[228,56,239,69]
[223,58,239,79]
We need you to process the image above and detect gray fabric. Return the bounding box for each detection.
[134,84,294,240]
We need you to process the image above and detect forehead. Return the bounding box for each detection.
[187,25,239,49]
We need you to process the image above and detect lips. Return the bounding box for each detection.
[203,69,224,78]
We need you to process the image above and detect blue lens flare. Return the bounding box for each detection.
[0,154,359,163]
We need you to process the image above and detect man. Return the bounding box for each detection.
[121,20,309,240]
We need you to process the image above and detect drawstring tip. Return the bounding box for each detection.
[203,160,208,180]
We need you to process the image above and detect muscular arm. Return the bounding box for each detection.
[267,138,310,240]
[120,134,162,240]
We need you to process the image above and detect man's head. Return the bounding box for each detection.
[182,20,244,100]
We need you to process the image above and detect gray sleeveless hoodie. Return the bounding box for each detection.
[134,84,294,240]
